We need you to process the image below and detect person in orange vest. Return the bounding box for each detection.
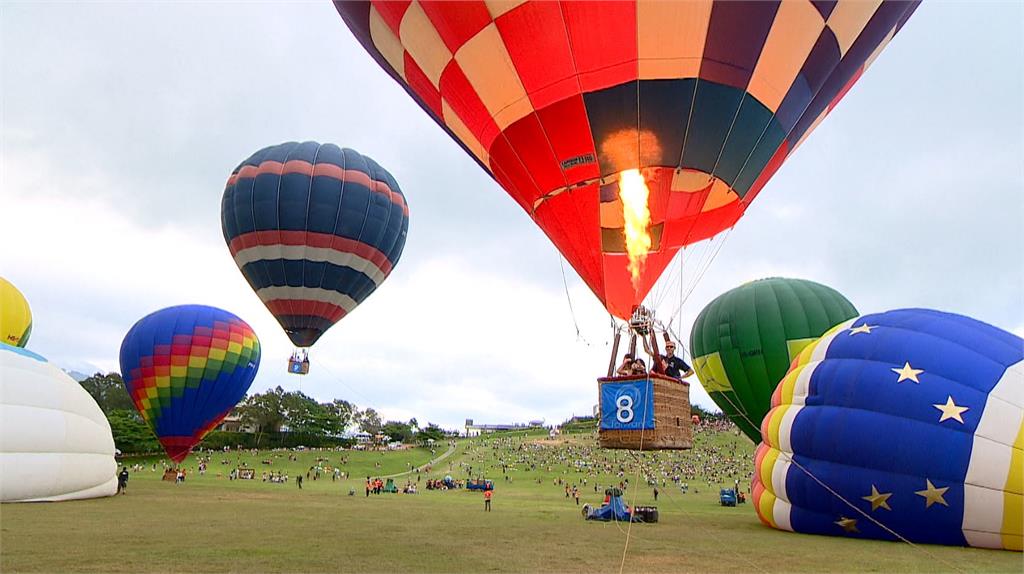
[484,488,493,512]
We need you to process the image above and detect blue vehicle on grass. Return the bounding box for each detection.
[720,488,737,507]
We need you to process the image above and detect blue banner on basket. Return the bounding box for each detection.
[601,380,655,431]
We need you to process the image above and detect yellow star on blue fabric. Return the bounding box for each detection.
[891,362,924,383]
[915,479,949,508]
[848,324,876,335]
[862,485,893,511]
[834,517,859,533]
[933,396,968,424]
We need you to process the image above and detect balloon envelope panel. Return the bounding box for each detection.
[0,276,33,348]
[0,344,117,502]
[755,309,1023,551]
[690,277,858,441]
[336,1,917,318]
[221,142,409,347]
[119,305,261,463]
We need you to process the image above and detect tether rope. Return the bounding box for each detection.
[705,383,969,574]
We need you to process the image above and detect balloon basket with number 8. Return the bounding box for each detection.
[597,373,692,451]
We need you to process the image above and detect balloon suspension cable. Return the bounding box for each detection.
[618,305,658,574]
[707,387,969,573]
[620,447,772,574]
[642,228,733,354]
[662,228,734,331]
[308,356,376,409]
[558,254,590,346]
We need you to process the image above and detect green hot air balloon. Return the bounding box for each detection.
[690,278,857,442]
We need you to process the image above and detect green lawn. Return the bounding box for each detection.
[1,429,1019,573]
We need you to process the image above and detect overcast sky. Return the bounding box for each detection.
[2,2,1021,431]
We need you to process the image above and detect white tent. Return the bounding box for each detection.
[0,343,117,501]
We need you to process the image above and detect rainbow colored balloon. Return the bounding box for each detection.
[755,309,1023,551]
[119,305,261,463]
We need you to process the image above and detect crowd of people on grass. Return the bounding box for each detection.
[447,419,753,508]
[111,416,749,512]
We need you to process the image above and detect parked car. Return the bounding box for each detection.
[719,488,737,507]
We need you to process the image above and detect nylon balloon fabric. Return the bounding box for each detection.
[690,278,858,442]
[755,309,1023,551]
[119,305,261,463]
[221,142,409,348]
[335,1,918,318]
[0,277,32,348]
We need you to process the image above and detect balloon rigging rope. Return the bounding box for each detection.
[617,371,650,574]
[558,253,589,345]
[622,449,771,574]
[708,389,968,574]
[308,356,376,409]
[645,227,733,344]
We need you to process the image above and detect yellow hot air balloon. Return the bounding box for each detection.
[0,277,32,348]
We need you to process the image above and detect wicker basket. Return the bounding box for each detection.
[597,373,693,450]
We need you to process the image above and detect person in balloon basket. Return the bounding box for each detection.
[484,488,493,512]
[615,354,635,376]
[117,467,129,494]
[660,340,693,381]
[630,358,649,376]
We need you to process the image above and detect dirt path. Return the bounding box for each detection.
[382,443,457,479]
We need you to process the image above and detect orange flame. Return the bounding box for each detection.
[618,169,652,289]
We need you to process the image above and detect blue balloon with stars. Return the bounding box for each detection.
[754,308,1023,551]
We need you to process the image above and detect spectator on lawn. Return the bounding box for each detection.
[117,467,129,494]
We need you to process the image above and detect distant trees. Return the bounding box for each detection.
[106,409,161,454]
[355,407,383,435]
[691,403,725,421]
[79,373,160,454]
[417,423,446,443]
[236,387,358,447]
[79,373,134,413]
[380,420,414,443]
[82,373,448,452]
[236,386,288,440]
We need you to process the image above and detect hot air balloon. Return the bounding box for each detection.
[1,343,118,502]
[690,278,858,442]
[0,277,32,348]
[119,305,261,463]
[755,309,1023,551]
[220,142,409,371]
[336,1,917,319]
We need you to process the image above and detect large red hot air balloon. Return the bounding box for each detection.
[336,1,917,318]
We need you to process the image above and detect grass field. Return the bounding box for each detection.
[1,428,1019,573]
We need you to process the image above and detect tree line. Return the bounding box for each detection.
[79,373,450,454]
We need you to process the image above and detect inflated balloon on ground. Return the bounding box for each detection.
[0,343,117,502]
[0,277,32,348]
[755,309,1023,551]
[119,305,261,463]
[690,278,858,441]
[337,1,917,318]
[221,142,409,348]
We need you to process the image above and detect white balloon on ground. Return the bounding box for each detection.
[0,343,117,501]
